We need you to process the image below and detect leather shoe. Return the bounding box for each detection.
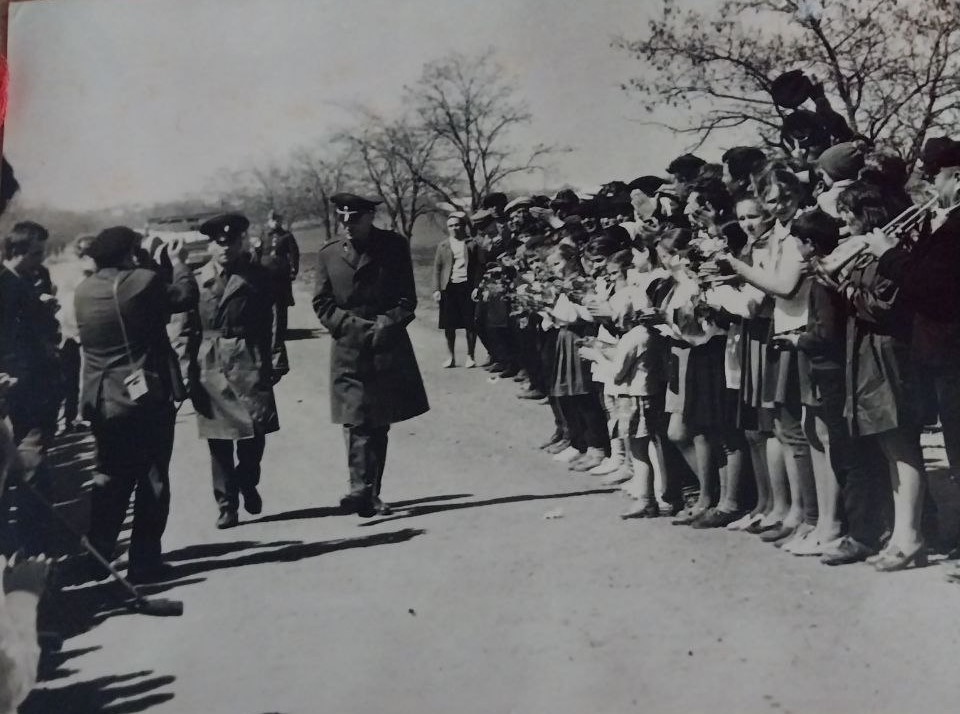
[371,497,393,516]
[691,509,742,529]
[760,523,795,543]
[620,502,660,519]
[539,433,564,450]
[499,367,519,379]
[518,388,547,400]
[241,487,263,515]
[338,493,370,515]
[820,536,877,566]
[216,510,239,529]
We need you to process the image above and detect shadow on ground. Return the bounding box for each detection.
[245,492,474,526]
[21,669,176,714]
[17,429,427,714]
[358,488,617,527]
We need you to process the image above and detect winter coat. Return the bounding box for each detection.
[312,226,429,426]
[189,256,279,440]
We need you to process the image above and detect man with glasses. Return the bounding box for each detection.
[190,213,279,529]
[312,193,429,517]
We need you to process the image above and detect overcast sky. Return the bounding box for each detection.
[4,0,736,211]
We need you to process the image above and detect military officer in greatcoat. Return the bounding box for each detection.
[256,209,300,379]
[189,213,279,529]
[312,193,429,517]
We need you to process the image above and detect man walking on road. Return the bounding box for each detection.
[312,193,429,517]
[189,213,280,529]
[258,209,300,380]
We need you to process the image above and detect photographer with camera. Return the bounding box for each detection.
[73,227,197,584]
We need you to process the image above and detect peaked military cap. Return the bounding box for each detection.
[330,193,382,222]
[470,208,497,226]
[199,213,250,244]
[504,196,533,215]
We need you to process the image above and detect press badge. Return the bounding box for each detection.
[124,369,150,401]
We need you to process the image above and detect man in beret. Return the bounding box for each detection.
[815,141,865,217]
[874,138,960,565]
[74,225,197,581]
[313,194,429,517]
[187,213,279,529]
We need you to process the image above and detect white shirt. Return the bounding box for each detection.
[448,238,467,284]
[759,222,810,334]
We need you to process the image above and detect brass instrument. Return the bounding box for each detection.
[813,196,939,281]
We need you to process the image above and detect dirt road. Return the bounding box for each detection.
[24,291,960,714]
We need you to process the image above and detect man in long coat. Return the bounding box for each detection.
[257,209,300,378]
[189,213,279,529]
[312,193,429,517]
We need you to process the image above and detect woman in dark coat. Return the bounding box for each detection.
[189,213,279,529]
[835,183,926,571]
[312,193,429,517]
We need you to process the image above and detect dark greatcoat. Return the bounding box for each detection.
[189,256,280,440]
[878,210,960,369]
[312,226,429,426]
[257,227,300,307]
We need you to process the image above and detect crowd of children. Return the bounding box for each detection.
[431,83,960,578]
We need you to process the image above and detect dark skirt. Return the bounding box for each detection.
[763,348,814,407]
[683,335,729,431]
[438,281,475,330]
[551,328,592,397]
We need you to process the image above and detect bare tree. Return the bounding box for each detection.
[292,143,360,243]
[247,164,310,224]
[407,49,564,209]
[615,0,960,164]
[337,113,444,238]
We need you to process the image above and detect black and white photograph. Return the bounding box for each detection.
[1,0,960,712]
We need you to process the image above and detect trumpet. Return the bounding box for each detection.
[884,196,938,242]
[814,196,938,279]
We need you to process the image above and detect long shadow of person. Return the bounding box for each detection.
[357,488,617,527]
[158,527,425,581]
[246,493,473,526]
[21,669,176,714]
